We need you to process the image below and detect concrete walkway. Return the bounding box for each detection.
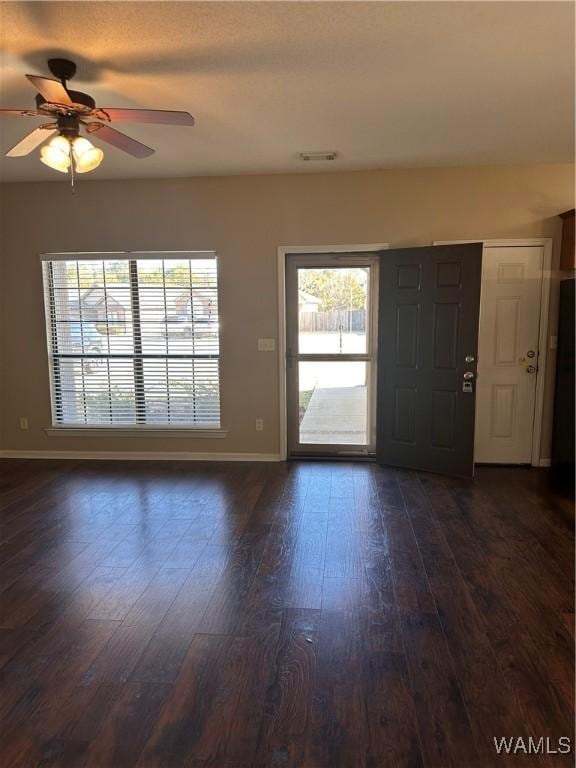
[300,385,367,444]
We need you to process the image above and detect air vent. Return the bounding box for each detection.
[299,151,338,162]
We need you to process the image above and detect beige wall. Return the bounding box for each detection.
[0,164,573,458]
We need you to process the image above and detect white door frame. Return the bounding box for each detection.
[277,244,389,461]
[434,238,553,467]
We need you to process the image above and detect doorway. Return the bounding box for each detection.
[282,244,484,476]
[280,241,550,472]
[285,253,379,457]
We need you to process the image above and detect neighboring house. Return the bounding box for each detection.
[174,289,216,321]
[66,288,126,349]
[70,288,126,324]
[298,289,321,313]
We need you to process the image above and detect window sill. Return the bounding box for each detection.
[44,426,228,439]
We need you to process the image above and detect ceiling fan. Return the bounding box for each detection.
[1,58,195,174]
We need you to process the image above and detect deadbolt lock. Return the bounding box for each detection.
[526,350,536,358]
[465,355,475,363]
[526,365,537,374]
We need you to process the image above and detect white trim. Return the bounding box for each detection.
[434,238,553,468]
[44,427,227,438]
[277,243,389,460]
[532,241,553,468]
[0,450,280,462]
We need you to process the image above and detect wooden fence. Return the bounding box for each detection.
[299,309,366,333]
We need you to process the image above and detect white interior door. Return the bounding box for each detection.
[475,245,544,463]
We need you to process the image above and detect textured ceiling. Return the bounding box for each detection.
[0,1,574,181]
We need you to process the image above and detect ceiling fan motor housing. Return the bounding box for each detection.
[56,114,80,138]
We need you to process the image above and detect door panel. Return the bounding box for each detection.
[395,304,419,367]
[431,390,457,448]
[376,243,483,477]
[433,302,459,369]
[475,246,543,463]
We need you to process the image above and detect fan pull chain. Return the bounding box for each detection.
[70,148,76,193]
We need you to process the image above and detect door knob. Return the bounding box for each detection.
[463,372,474,380]
[526,365,537,374]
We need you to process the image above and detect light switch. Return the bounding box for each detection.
[258,338,276,352]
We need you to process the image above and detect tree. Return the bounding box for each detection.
[299,269,366,311]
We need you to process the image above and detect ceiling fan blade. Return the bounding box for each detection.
[0,109,42,117]
[5,127,56,157]
[84,123,154,158]
[95,108,194,126]
[26,75,73,106]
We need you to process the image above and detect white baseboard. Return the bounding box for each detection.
[0,450,282,462]
[0,449,552,467]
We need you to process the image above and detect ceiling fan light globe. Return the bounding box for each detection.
[40,135,71,172]
[72,136,103,173]
[40,155,69,173]
[74,147,103,173]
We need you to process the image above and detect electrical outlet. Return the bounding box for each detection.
[255,418,264,432]
[19,417,29,430]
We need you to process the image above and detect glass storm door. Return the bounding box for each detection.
[286,254,378,457]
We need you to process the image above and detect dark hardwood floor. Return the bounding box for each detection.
[0,458,573,767]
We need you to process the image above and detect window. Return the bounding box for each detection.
[42,253,220,428]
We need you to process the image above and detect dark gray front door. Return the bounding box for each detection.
[376,243,483,477]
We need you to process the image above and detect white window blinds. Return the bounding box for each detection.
[42,253,220,427]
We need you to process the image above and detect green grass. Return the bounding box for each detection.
[298,389,314,424]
